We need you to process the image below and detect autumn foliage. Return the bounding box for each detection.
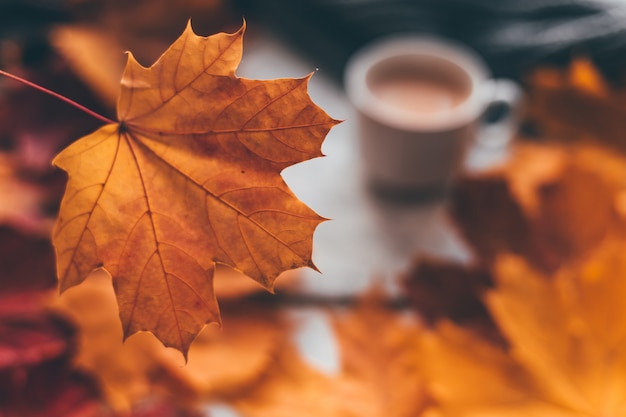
[4,7,626,417]
[407,58,626,417]
[52,22,338,355]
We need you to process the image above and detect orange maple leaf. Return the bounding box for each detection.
[52,22,338,356]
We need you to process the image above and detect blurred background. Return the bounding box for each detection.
[4,0,626,88]
[234,0,626,84]
[3,1,626,416]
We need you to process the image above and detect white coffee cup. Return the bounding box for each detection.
[344,36,521,198]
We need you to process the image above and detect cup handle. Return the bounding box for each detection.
[477,78,524,148]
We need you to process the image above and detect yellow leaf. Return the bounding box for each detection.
[422,238,626,416]
[51,21,338,356]
[229,294,430,417]
[50,270,291,411]
[331,296,430,417]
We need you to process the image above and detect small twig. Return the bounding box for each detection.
[0,69,116,125]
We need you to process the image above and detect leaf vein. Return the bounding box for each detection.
[124,134,184,347]
[128,120,334,137]
[131,133,309,262]
[126,247,157,333]
[161,260,212,311]
[57,134,121,283]
[124,31,240,123]
[236,214,263,278]
[241,78,308,129]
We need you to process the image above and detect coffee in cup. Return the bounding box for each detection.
[345,36,521,199]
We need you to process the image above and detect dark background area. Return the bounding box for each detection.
[232,0,626,84]
[3,0,626,84]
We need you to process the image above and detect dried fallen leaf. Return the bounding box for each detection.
[451,143,626,273]
[52,22,338,355]
[402,258,499,344]
[50,270,291,412]
[227,343,339,417]
[330,295,430,417]
[450,174,531,266]
[526,57,626,153]
[229,294,430,417]
[414,58,626,416]
[50,270,167,411]
[421,237,626,417]
[150,302,292,400]
[530,163,619,271]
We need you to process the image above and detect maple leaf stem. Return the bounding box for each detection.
[0,69,116,125]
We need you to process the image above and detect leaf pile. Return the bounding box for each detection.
[7,7,626,416]
[421,238,626,417]
[403,58,626,417]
